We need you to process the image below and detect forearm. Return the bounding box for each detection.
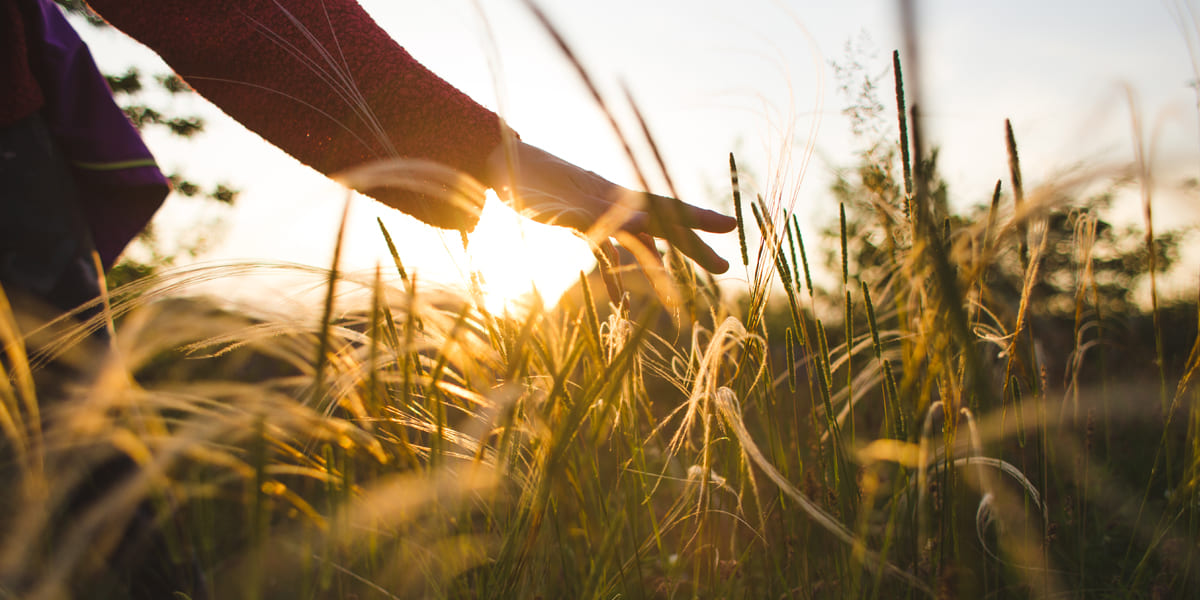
[86,0,506,230]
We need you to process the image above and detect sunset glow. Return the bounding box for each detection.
[463,193,595,313]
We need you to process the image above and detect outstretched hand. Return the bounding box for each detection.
[483,141,737,275]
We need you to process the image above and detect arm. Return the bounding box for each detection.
[86,0,504,231]
[87,0,735,274]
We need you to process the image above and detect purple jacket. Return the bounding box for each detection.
[18,0,168,268]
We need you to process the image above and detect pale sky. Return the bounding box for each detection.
[72,0,1200,306]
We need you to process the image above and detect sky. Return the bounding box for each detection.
[72,0,1200,307]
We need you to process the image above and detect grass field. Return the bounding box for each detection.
[3,8,1200,600]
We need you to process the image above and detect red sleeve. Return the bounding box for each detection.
[86,0,506,231]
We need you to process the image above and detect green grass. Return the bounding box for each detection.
[3,33,1200,600]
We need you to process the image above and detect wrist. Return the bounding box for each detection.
[483,141,506,191]
[483,132,522,191]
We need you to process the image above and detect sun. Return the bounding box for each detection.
[464,192,595,314]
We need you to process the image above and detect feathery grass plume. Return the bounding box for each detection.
[1005,119,1029,269]
[311,195,352,407]
[784,215,801,293]
[772,223,795,291]
[893,50,913,203]
[376,217,408,282]
[1063,211,1099,420]
[657,316,759,461]
[730,152,750,267]
[744,191,793,314]
[754,192,773,236]
[984,179,1002,256]
[749,198,767,247]
[744,198,774,330]
[793,215,815,296]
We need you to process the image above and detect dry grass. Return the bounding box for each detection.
[2,3,1199,598]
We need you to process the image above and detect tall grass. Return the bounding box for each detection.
[2,6,1200,600]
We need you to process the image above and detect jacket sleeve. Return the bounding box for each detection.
[86,0,507,231]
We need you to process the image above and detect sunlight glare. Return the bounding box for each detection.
[465,192,595,313]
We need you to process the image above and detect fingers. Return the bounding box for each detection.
[610,194,733,274]
[688,206,738,233]
[640,193,738,234]
[664,225,730,274]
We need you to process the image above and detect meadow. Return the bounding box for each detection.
[3,6,1200,600]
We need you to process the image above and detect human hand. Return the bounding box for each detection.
[483,140,737,275]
